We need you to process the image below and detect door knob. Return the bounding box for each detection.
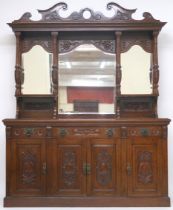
[83,163,91,175]
[42,162,47,175]
[127,163,132,176]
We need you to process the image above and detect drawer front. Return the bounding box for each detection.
[52,127,119,139]
[127,126,163,137]
[11,127,46,139]
[8,125,165,140]
[120,126,164,139]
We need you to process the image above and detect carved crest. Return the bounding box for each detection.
[12,2,163,24]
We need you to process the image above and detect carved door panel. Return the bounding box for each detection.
[10,139,46,196]
[47,138,86,195]
[87,139,120,196]
[127,138,162,196]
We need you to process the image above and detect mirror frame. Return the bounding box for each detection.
[8,2,166,118]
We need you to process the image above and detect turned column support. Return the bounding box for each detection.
[152,31,159,96]
[15,32,23,96]
[115,31,122,117]
[51,32,58,118]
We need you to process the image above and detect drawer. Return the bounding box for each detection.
[11,127,46,138]
[127,126,163,137]
[52,127,119,139]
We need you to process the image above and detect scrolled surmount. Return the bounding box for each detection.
[12,2,162,23]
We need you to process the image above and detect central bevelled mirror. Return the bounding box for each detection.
[58,44,115,114]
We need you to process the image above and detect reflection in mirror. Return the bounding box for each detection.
[121,45,151,94]
[22,45,52,94]
[58,44,115,114]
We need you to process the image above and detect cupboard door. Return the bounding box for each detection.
[10,139,46,196]
[127,138,162,196]
[47,138,86,195]
[87,139,120,196]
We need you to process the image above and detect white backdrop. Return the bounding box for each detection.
[0,0,173,209]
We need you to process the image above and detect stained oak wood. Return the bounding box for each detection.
[3,119,170,207]
[87,138,120,196]
[9,139,46,196]
[127,137,162,196]
[47,137,86,195]
[4,2,170,208]
[4,196,170,207]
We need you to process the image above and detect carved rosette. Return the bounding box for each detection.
[137,151,153,184]
[21,151,37,184]
[96,149,112,186]
[62,151,77,186]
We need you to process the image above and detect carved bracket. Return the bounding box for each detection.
[59,40,115,54]
[121,40,152,53]
[22,37,52,53]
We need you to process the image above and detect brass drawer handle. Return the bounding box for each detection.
[42,162,47,175]
[140,128,150,137]
[24,128,34,137]
[106,128,114,138]
[59,128,68,137]
[127,163,132,176]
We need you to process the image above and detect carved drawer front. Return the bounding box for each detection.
[12,127,46,138]
[127,126,162,138]
[53,127,119,139]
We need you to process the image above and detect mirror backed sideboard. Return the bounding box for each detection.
[3,2,170,207]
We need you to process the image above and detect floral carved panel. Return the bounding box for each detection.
[96,149,112,186]
[21,150,37,184]
[137,151,153,184]
[61,150,77,187]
